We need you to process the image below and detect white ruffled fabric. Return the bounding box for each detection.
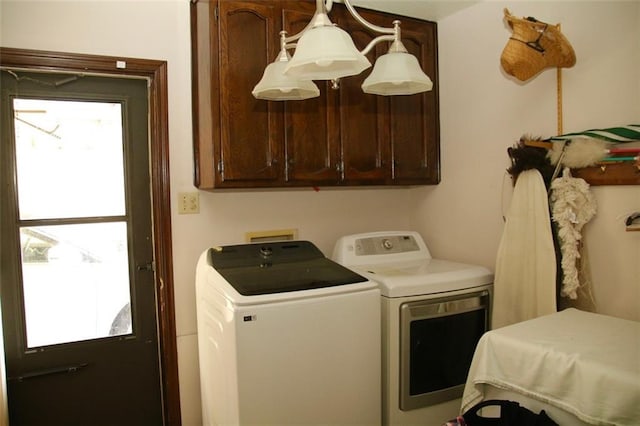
[550,168,596,299]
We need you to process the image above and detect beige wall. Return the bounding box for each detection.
[1,1,638,425]
[407,1,640,323]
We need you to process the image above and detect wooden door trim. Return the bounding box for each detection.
[0,47,181,426]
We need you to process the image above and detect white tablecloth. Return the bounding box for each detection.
[462,309,640,425]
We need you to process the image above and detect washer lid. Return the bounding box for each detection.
[207,241,368,296]
[351,258,494,297]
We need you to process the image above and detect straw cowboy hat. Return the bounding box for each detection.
[501,9,576,81]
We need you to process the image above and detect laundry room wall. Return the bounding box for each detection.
[407,1,640,322]
[2,1,639,426]
[1,2,413,424]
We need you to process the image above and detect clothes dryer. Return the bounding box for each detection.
[333,231,493,425]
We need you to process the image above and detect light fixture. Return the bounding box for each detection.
[252,32,320,101]
[251,0,433,101]
[362,37,433,95]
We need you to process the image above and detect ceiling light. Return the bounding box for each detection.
[252,0,433,101]
[252,32,320,101]
[283,14,371,80]
[362,39,433,95]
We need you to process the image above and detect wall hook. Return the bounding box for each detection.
[625,212,640,232]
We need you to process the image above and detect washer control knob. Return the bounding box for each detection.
[260,246,273,258]
[382,238,393,250]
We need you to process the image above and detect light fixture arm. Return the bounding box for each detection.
[343,0,394,35]
[277,31,298,58]
[342,0,408,56]
[282,0,332,46]
[282,0,404,55]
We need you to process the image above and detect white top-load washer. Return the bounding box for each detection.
[333,231,494,425]
[195,240,381,426]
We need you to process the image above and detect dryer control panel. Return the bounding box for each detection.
[355,235,420,256]
[332,231,431,266]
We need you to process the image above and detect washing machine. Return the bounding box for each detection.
[333,231,493,425]
[195,240,381,426]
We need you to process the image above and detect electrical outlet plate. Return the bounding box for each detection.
[178,192,199,214]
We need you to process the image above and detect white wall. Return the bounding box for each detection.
[1,1,639,425]
[1,2,413,424]
[407,1,640,323]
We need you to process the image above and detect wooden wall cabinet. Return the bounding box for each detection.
[191,0,440,189]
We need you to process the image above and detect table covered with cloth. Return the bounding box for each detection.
[461,308,640,425]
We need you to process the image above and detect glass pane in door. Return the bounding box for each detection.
[20,223,131,348]
[13,98,125,220]
[12,98,132,348]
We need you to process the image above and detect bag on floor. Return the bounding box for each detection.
[459,399,558,426]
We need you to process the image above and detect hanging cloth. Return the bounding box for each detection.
[493,169,557,328]
[550,167,597,300]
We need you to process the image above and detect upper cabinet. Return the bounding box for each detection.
[191,0,440,189]
[282,4,342,185]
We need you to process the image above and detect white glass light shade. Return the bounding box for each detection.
[252,57,320,101]
[284,25,371,80]
[362,52,433,96]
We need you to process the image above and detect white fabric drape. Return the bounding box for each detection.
[462,309,640,425]
[492,169,557,328]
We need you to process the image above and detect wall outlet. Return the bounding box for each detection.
[178,192,199,214]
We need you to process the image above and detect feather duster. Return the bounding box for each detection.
[548,137,610,168]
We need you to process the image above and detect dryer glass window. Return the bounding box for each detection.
[409,309,485,395]
[400,291,490,410]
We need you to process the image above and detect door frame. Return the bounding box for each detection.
[0,47,181,425]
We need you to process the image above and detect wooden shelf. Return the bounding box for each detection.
[572,162,640,185]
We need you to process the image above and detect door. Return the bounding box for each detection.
[337,5,391,185]
[399,290,490,410]
[283,3,341,185]
[0,70,163,425]
[217,1,285,187]
[390,17,440,184]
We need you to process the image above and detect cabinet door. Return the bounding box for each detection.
[191,1,440,189]
[336,6,391,185]
[390,17,440,184]
[217,1,285,187]
[282,3,341,185]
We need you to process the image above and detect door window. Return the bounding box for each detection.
[14,98,132,348]
[14,99,126,219]
[15,99,132,348]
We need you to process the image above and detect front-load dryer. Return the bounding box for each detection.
[333,231,493,425]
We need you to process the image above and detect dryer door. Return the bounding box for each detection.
[399,290,490,410]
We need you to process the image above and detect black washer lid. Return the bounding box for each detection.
[207,241,367,296]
